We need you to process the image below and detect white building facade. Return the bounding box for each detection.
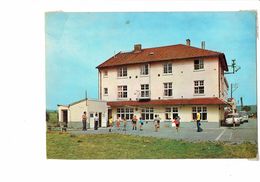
[97,40,229,124]
[58,99,108,129]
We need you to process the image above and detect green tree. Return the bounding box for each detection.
[242,106,251,112]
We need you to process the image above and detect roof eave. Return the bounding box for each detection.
[97,54,221,69]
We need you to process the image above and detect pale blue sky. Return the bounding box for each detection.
[46,12,256,110]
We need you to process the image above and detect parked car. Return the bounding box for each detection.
[225,113,241,126]
[239,111,249,123]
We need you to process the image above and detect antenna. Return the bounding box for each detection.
[225,59,241,74]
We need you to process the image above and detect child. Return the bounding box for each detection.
[116,117,121,130]
[154,115,160,132]
[174,116,180,132]
[139,117,144,131]
[132,115,137,130]
[122,117,127,131]
[108,116,113,132]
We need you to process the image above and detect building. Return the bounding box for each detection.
[97,39,230,125]
[58,99,108,129]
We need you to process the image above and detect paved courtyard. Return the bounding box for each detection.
[69,119,257,144]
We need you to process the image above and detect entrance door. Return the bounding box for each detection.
[99,112,102,127]
[62,110,68,125]
[108,109,112,127]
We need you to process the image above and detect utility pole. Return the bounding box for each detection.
[240,97,243,108]
[230,83,238,98]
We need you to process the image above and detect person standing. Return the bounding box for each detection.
[174,116,180,132]
[82,111,87,131]
[132,115,137,130]
[109,116,113,132]
[116,116,121,130]
[94,113,99,130]
[122,117,127,131]
[139,117,144,131]
[196,112,202,132]
[154,115,160,132]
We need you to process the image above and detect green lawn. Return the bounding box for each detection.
[47,131,257,159]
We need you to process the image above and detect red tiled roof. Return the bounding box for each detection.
[107,97,229,107]
[97,44,228,71]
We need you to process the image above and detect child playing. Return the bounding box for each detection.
[116,117,121,130]
[139,117,144,131]
[108,116,113,132]
[132,115,137,130]
[122,117,127,131]
[174,116,180,132]
[154,115,160,132]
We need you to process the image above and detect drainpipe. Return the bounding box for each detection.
[218,57,221,98]
[98,69,102,100]
[218,57,221,127]
[149,63,151,99]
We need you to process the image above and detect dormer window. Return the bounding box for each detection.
[140,64,149,75]
[194,59,204,70]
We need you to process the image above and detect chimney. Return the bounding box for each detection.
[186,39,190,46]
[201,41,205,49]
[134,44,142,53]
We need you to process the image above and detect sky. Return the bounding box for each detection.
[46,12,257,110]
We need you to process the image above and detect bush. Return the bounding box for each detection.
[46,111,59,127]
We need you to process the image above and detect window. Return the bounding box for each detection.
[172,107,178,119]
[194,80,204,94]
[165,107,178,120]
[141,64,149,75]
[192,106,207,120]
[163,63,172,74]
[117,85,127,98]
[104,88,108,95]
[117,107,134,120]
[117,67,127,77]
[141,108,154,121]
[141,84,150,98]
[103,70,108,77]
[164,82,173,96]
[194,59,204,70]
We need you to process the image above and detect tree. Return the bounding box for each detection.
[46,112,49,122]
[242,106,251,112]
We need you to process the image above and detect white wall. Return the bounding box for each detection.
[58,100,108,128]
[100,56,221,101]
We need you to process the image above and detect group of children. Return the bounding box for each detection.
[108,115,144,132]
[154,115,180,132]
[108,115,181,132]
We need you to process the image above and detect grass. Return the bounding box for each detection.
[47,131,257,159]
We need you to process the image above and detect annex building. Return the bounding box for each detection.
[97,39,230,125]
